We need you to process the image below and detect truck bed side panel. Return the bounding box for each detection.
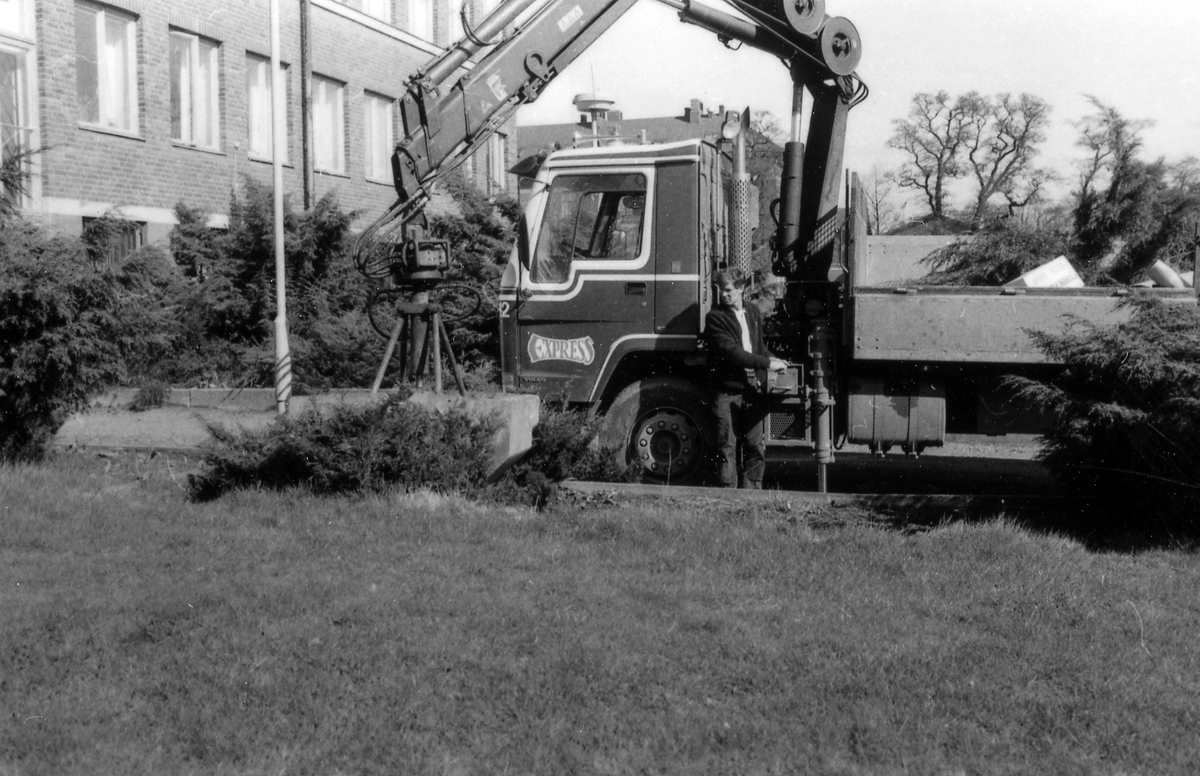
[850,290,1175,364]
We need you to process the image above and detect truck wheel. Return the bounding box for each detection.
[600,377,715,485]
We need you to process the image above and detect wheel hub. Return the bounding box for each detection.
[634,409,702,480]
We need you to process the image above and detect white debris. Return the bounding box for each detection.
[1146,260,1187,289]
[1004,256,1084,289]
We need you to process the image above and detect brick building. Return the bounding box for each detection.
[1,0,516,250]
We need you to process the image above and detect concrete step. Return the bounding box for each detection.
[62,389,539,482]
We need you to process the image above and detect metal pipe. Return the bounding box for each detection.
[729,108,752,275]
[657,0,792,59]
[775,140,803,276]
[300,0,313,209]
[808,322,835,493]
[270,0,291,414]
[371,315,406,396]
[432,308,443,394]
[789,81,804,142]
[424,0,542,86]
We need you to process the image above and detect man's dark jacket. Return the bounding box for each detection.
[703,303,774,394]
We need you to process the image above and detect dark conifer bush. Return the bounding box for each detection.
[489,404,639,509]
[187,398,636,507]
[159,182,385,391]
[1006,294,1200,524]
[429,172,516,372]
[919,222,1074,286]
[187,391,498,501]
[0,222,177,460]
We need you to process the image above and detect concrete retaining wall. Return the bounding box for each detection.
[77,388,539,481]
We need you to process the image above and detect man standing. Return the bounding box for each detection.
[704,269,788,489]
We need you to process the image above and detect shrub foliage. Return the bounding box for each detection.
[187,391,498,501]
[1007,294,1200,521]
[0,221,177,460]
[1,171,518,459]
[921,222,1074,286]
[490,404,638,508]
[187,397,635,505]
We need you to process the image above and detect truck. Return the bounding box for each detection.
[354,0,1198,490]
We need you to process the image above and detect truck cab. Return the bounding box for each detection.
[500,139,726,407]
[498,139,736,483]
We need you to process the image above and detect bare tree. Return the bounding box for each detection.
[859,165,902,235]
[888,91,972,219]
[964,93,1052,226]
[744,110,786,275]
[890,91,1051,226]
[1000,167,1055,219]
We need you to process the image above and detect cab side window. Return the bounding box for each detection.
[531,172,647,283]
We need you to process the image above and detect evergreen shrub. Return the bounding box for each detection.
[187,391,498,501]
[920,223,1074,286]
[1008,294,1200,524]
[0,221,177,460]
[489,404,639,509]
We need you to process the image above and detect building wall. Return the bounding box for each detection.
[18,0,515,249]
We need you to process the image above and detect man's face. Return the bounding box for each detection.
[718,281,743,310]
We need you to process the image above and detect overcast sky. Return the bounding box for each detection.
[515,0,1200,203]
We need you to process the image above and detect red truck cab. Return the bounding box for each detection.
[498,139,732,482]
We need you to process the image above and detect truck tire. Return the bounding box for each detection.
[599,377,716,486]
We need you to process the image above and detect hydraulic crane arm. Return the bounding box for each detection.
[352,0,864,281]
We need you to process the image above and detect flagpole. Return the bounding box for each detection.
[270,0,292,414]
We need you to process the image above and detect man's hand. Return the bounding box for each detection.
[768,357,788,372]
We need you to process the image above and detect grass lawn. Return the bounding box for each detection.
[3,451,1199,775]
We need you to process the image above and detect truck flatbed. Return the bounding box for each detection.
[850,285,1196,364]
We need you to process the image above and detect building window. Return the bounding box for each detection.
[1,47,27,152]
[364,92,393,182]
[75,2,138,133]
[486,132,507,194]
[361,0,390,23]
[0,46,30,207]
[245,53,287,162]
[82,216,145,265]
[477,0,499,21]
[407,0,432,40]
[447,0,464,41]
[170,31,220,149]
[312,75,344,174]
[1,0,31,36]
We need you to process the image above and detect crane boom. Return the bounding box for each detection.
[352,0,863,283]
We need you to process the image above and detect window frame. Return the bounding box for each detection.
[363,91,393,183]
[406,0,433,40]
[527,168,654,287]
[169,29,220,150]
[486,132,507,195]
[245,52,288,163]
[81,215,146,265]
[75,1,139,135]
[0,43,32,207]
[361,0,390,23]
[446,0,464,42]
[0,0,33,38]
[311,74,345,175]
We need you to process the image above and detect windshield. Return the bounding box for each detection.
[531,172,647,283]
